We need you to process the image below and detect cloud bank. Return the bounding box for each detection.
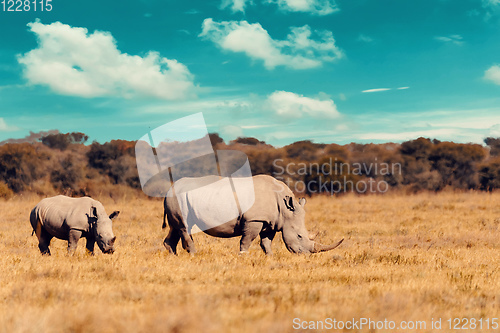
[18,21,196,100]
[0,118,19,132]
[220,0,253,13]
[266,91,340,119]
[221,0,338,15]
[199,19,343,70]
[435,35,464,46]
[485,65,500,85]
[265,0,339,15]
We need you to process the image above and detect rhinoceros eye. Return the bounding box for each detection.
[297,234,303,240]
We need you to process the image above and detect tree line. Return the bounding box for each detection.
[1,131,500,199]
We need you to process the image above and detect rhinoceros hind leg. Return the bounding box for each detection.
[240,221,264,253]
[180,230,196,254]
[38,227,53,255]
[163,228,181,255]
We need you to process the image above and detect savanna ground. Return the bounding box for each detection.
[0,191,499,332]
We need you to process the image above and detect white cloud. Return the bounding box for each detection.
[358,128,461,142]
[266,0,339,15]
[199,19,343,70]
[220,0,338,15]
[350,107,500,144]
[485,65,500,85]
[435,35,464,46]
[483,0,500,8]
[220,0,253,13]
[240,124,276,129]
[18,20,196,100]
[362,88,391,93]
[0,118,19,132]
[489,124,500,137]
[357,34,374,43]
[0,84,25,91]
[362,87,410,93]
[221,125,244,138]
[266,91,340,119]
[480,0,500,20]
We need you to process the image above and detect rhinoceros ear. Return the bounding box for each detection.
[299,197,306,206]
[91,206,98,218]
[109,211,120,220]
[284,196,295,211]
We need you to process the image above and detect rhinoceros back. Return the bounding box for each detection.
[169,175,285,232]
[171,177,240,232]
[32,195,94,239]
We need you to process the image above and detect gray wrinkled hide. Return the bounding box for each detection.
[30,195,118,255]
[163,175,343,255]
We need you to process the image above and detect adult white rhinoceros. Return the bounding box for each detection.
[30,195,119,255]
[162,174,343,255]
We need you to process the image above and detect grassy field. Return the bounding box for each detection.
[0,191,499,332]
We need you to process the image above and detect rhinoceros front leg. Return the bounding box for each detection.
[259,226,276,255]
[240,221,264,254]
[67,229,82,255]
[85,236,96,255]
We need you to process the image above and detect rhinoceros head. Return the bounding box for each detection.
[281,196,343,254]
[91,206,119,254]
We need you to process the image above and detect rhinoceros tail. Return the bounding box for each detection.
[29,207,43,240]
[162,212,167,229]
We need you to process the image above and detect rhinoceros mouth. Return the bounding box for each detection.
[103,249,115,254]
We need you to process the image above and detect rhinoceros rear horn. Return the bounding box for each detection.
[110,236,116,245]
[311,238,344,253]
[109,211,120,220]
[284,196,295,211]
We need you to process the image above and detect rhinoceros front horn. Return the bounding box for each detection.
[308,231,318,240]
[311,238,344,253]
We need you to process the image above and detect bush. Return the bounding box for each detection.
[232,137,266,146]
[479,157,500,191]
[50,155,84,193]
[284,140,325,162]
[87,141,138,186]
[209,133,224,147]
[0,143,48,192]
[484,137,500,157]
[0,181,13,199]
[40,132,89,150]
[429,142,485,189]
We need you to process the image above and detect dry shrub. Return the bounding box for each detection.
[0,181,13,199]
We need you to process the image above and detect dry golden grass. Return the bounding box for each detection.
[0,191,499,332]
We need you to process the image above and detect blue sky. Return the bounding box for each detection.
[1,0,500,146]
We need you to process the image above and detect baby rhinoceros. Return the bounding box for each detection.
[30,195,119,255]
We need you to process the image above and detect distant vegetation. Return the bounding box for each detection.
[1,131,500,198]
